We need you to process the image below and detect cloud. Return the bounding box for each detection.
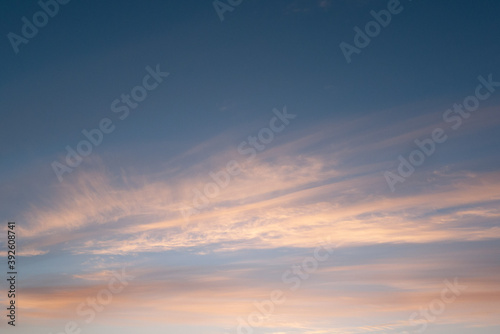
[6,104,500,331]
[9,106,500,258]
[16,246,500,330]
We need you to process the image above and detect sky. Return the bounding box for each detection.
[1,0,500,333]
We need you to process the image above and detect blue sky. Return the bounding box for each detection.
[1,0,500,333]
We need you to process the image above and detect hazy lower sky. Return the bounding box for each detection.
[1,1,500,334]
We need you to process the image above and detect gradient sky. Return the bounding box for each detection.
[1,0,500,333]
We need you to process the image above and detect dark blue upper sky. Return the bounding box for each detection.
[1,0,500,176]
